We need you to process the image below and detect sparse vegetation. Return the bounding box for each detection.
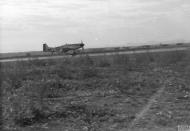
[1,49,190,130]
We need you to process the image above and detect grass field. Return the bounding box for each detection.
[1,50,190,131]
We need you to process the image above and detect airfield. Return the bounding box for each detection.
[1,43,190,131]
[0,43,190,62]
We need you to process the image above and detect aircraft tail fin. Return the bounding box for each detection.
[43,43,49,52]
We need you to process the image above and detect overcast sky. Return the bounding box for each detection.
[1,0,190,53]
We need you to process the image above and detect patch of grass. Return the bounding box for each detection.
[2,50,190,130]
[112,54,130,65]
[71,55,94,66]
[54,65,75,80]
[79,67,99,79]
[95,56,111,67]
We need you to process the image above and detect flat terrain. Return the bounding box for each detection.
[1,43,190,61]
[0,46,189,63]
[1,50,190,131]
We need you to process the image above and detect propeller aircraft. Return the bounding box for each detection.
[43,41,85,55]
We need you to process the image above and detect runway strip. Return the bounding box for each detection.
[0,47,189,63]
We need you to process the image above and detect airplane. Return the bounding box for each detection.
[43,41,85,55]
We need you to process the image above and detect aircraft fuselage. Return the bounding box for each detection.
[43,42,85,55]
